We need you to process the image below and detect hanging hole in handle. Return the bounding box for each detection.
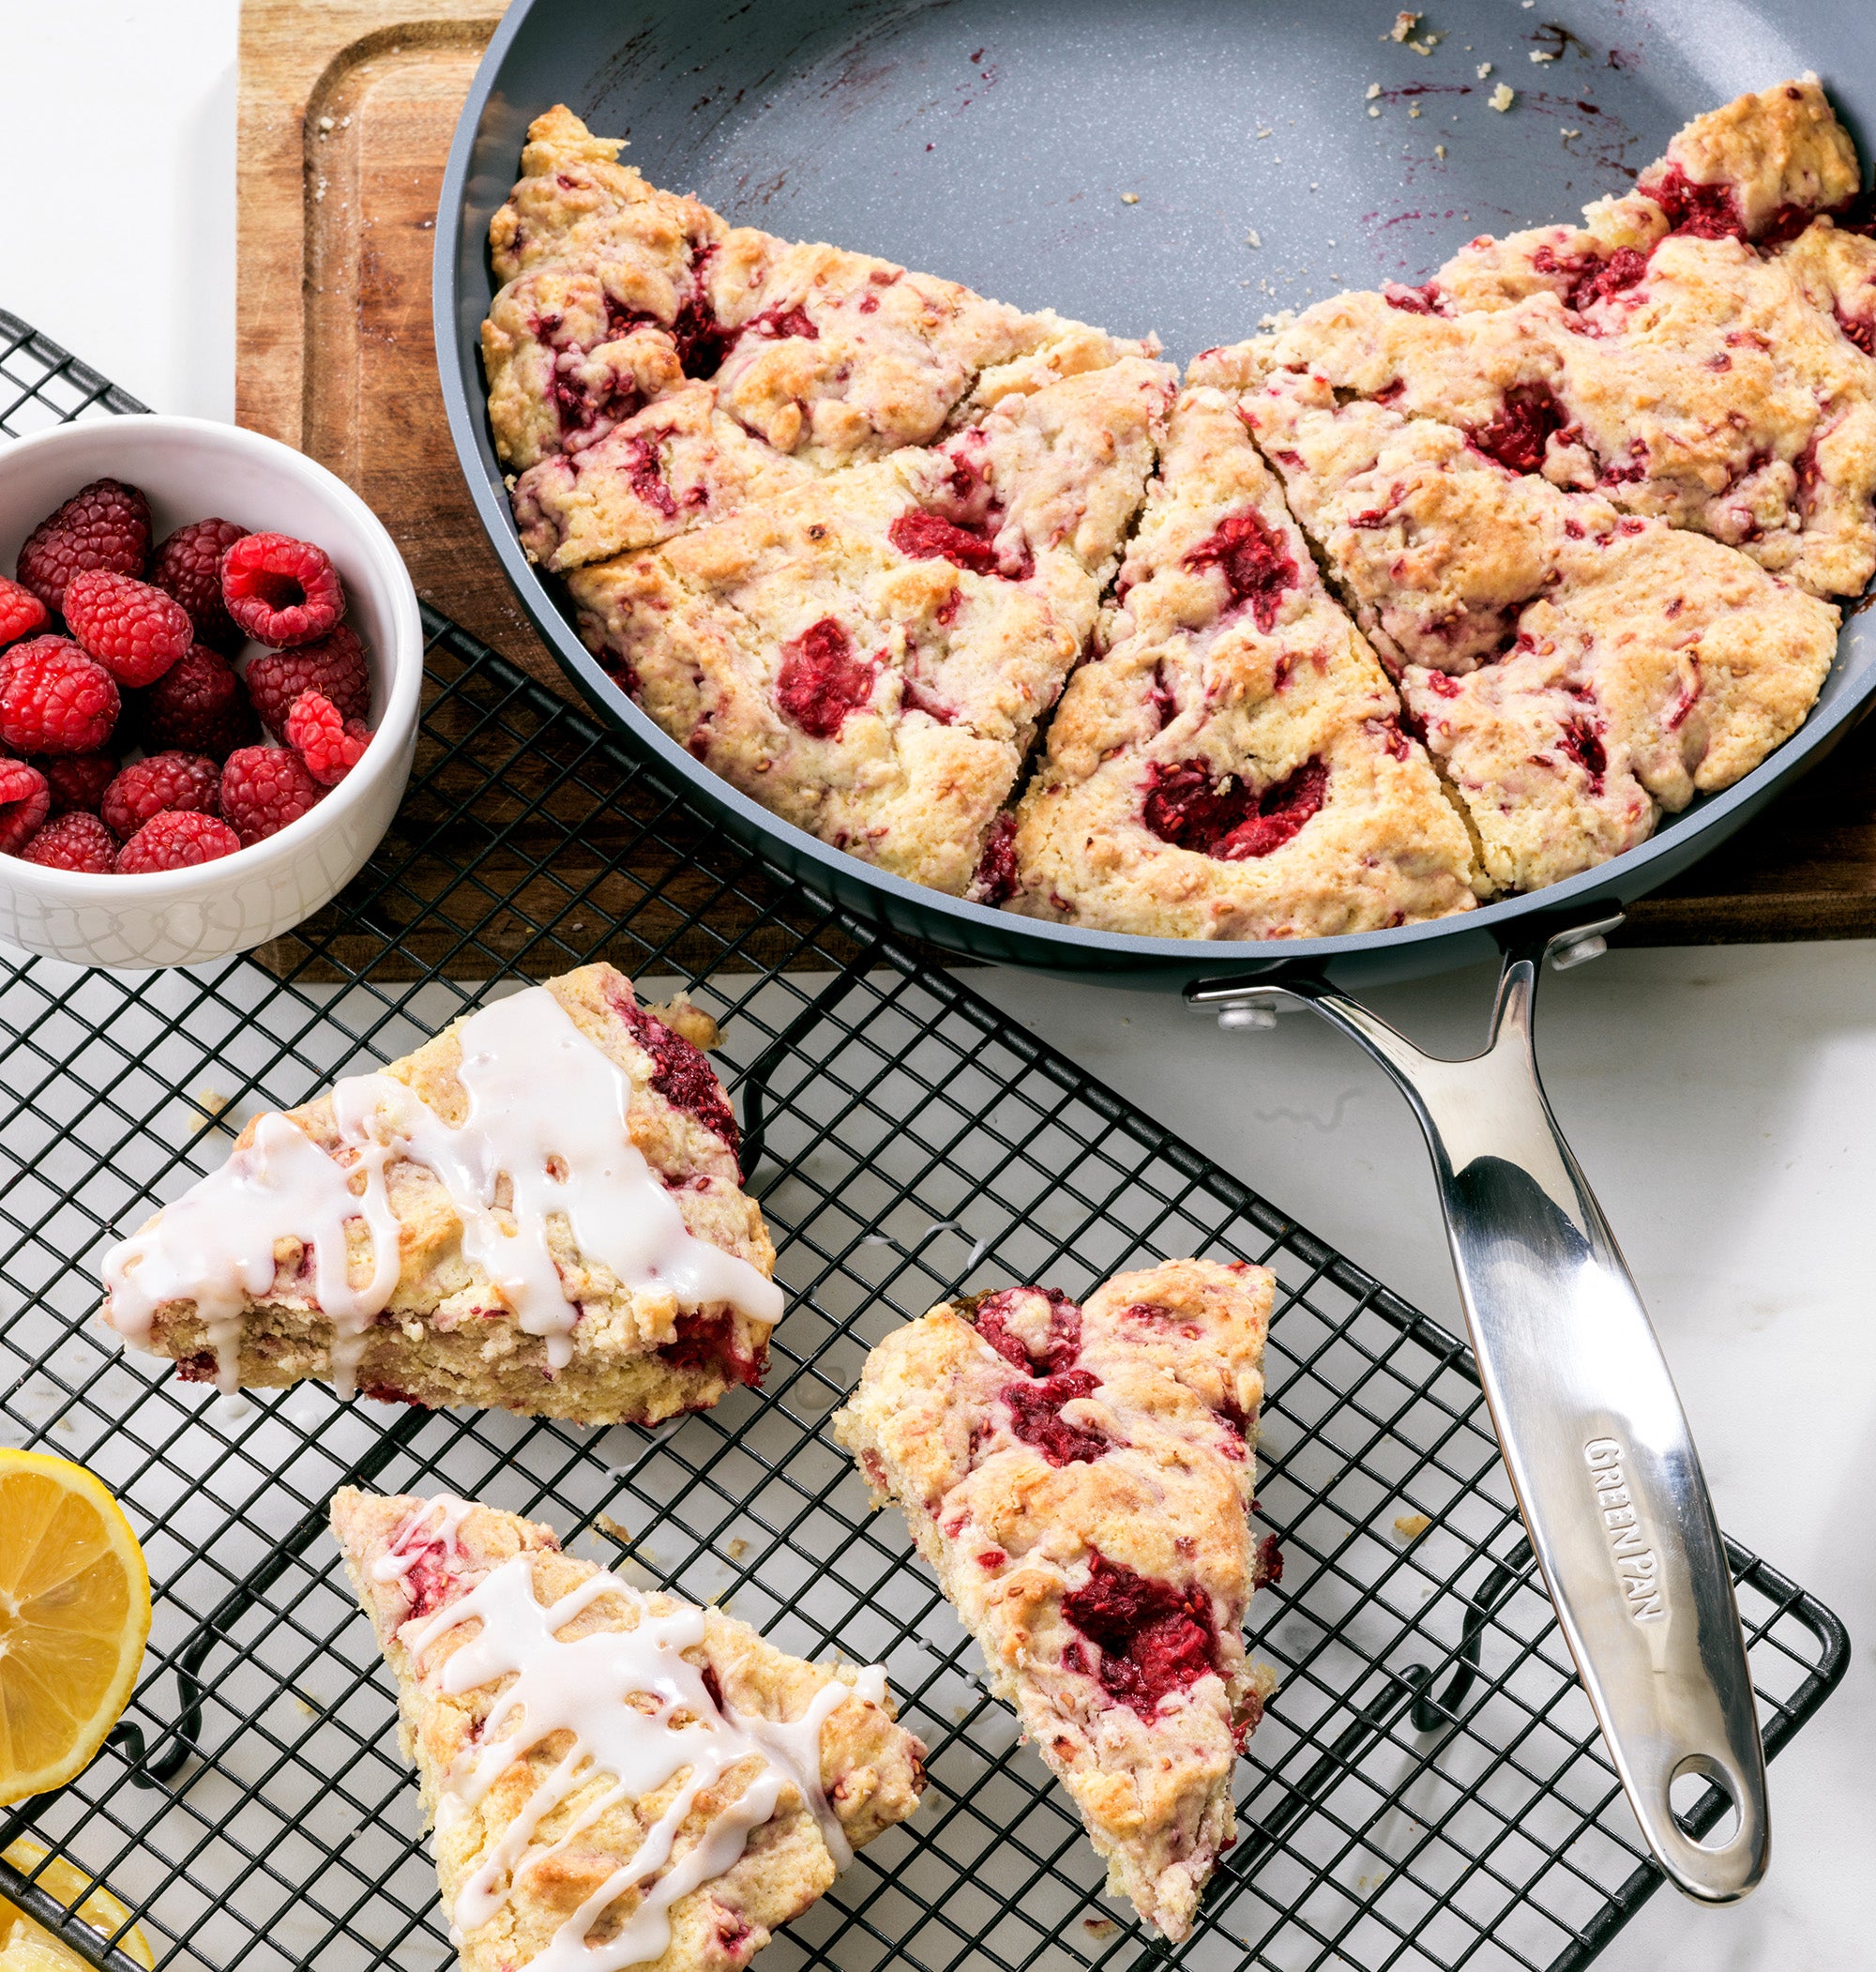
[1669,1752,1742,1849]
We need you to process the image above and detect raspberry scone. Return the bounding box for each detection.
[565,358,1174,896]
[332,1489,925,1972]
[100,964,782,1424]
[1009,381,1477,934]
[1246,81,1876,599]
[1203,360,1840,891]
[1431,77,1862,314]
[488,106,1156,568]
[832,1259,1276,1940]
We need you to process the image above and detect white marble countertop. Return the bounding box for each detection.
[5,7,1870,1967]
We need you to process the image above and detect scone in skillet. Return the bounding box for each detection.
[833,1258,1277,1941]
[332,1489,925,1972]
[101,963,781,1424]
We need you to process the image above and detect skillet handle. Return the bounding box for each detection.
[1195,923,1769,1903]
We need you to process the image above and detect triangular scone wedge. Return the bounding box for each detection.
[832,1258,1276,1941]
[331,1489,925,1972]
[100,964,780,1425]
[566,357,1174,897]
[1196,354,1838,893]
[1008,379,1477,934]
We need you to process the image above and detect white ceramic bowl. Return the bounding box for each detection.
[0,417,422,970]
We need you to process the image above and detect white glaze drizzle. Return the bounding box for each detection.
[371,1494,477,1584]
[403,1547,879,1969]
[101,987,782,1397]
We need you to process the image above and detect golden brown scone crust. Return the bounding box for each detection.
[331,1490,924,1972]
[106,964,779,1425]
[832,1259,1276,1941]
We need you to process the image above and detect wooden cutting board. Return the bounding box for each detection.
[236,0,1876,946]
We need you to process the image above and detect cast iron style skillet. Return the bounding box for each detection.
[436,0,1876,1910]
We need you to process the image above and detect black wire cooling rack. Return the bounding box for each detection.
[0,310,1849,1972]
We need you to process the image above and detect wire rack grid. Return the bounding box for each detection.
[0,310,1848,1972]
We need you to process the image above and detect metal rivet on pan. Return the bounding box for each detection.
[1550,933,1608,972]
[1218,1003,1279,1032]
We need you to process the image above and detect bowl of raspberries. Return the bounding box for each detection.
[0,416,421,967]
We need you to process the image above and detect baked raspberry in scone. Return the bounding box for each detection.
[332,1489,925,1972]
[564,358,1173,895]
[1009,382,1478,934]
[832,1259,1276,1941]
[1201,358,1839,891]
[100,964,782,1425]
[1247,85,1876,600]
[1432,77,1862,315]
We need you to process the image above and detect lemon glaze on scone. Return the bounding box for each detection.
[1008,380,1479,935]
[100,964,781,1425]
[832,1259,1278,1941]
[332,1489,925,1972]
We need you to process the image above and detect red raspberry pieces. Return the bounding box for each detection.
[0,637,121,756]
[134,645,258,759]
[21,811,117,872]
[151,518,248,652]
[116,809,243,873]
[285,690,371,785]
[0,759,53,855]
[63,569,194,688]
[15,478,152,613]
[35,751,118,816]
[101,751,221,844]
[220,744,323,844]
[0,577,49,647]
[219,533,343,648]
[246,624,370,736]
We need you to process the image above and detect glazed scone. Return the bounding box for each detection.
[1432,77,1862,314]
[832,1260,1277,1941]
[100,964,782,1425]
[567,358,1173,895]
[332,1490,925,1972]
[1203,360,1840,890]
[1010,382,1478,933]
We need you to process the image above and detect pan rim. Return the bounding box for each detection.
[432,0,1876,976]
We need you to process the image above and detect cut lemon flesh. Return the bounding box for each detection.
[0,1838,154,1970]
[0,1451,150,1806]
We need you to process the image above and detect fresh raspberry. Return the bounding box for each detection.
[133,645,258,759]
[245,624,370,736]
[219,533,343,647]
[116,809,243,873]
[35,750,118,816]
[219,743,324,844]
[0,758,52,855]
[0,637,121,756]
[101,751,221,843]
[15,478,152,612]
[62,569,194,688]
[20,811,117,872]
[285,690,371,785]
[150,518,248,651]
[0,577,49,647]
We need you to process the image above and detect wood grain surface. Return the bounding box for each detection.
[236,0,1876,947]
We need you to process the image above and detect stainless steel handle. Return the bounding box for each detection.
[1192,920,1769,1903]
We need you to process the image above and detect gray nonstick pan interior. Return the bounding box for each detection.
[436,0,1876,989]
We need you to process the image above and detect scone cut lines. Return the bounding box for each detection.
[833,1258,1278,1941]
[332,1489,926,1972]
[100,964,782,1424]
[485,79,1873,940]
